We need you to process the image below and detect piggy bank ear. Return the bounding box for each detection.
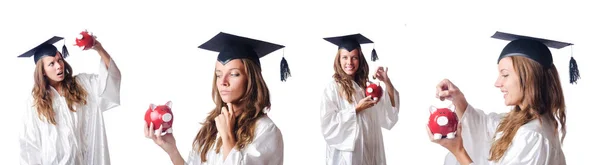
[165,101,173,109]
[449,104,456,112]
[429,105,437,114]
[150,104,157,111]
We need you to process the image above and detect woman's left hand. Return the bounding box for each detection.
[427,123,465,154]
[373,66,390,83]
[427,123,473,165]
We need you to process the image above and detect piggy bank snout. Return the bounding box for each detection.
[162,113,172,122]
[367,88,373,93]
[437,116,448,126]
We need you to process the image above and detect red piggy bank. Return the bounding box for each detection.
[145,101,173,134]
[365,81,383,101]
[74,30,95,50]
[428,104,458,140]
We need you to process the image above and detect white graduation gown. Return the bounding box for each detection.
[185,115,284,165]
[19,59,121,165]
[320,79,400,165]
[444,104,566,165]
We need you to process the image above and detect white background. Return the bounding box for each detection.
[0,0,598,164]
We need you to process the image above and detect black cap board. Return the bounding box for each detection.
[198,32,291,82]
[491,31,580,84]
[324,33,379,61]
[17,36,70,64]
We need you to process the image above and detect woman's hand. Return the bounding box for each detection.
[427,124,473,165]
[215,103,237,160]
[373,66,397,107]
[145,122,178,155]
[144,122,185,165]
[356,96,377,113]
[436,79,468,116]
[373,66,390,84]
[427,124,465,154]
[86,31,103,51]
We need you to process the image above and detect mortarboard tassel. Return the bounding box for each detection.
[280,54,291,82]
[569,57,580,84]
[62,45,70,58]
[371,48,379,62]
[569,46,580,84]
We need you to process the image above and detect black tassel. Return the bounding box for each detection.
[280,57,291,82]
[62,45,70,58]
[569,57,580,84]
[371,48,378,62]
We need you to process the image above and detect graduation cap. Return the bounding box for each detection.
[17,36,70,64]
[492,31,580,84]
[324,33,379,62]
[198,32,291,82]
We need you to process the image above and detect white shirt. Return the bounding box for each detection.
[185,115,284,165]
[320,79,400,165]
[19,59,121,165]
[444,104,566,165]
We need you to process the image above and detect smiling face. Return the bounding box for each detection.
[215,59,248,104]
[338,48,361,76]
[41,51,66,85]
[495,57,523,106]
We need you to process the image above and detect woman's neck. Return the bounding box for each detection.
[50,81,63,96]
[231,103,244,116]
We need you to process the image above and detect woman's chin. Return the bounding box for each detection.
[344,71,355,76]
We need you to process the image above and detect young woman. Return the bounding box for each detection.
[19,34,121,164]
[320,33,400,165]
[145,32,286,165]
[429,31,570,165]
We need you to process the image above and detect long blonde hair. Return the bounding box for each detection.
[32,53,88,125]
[332,48,369,103]
[192,58,271,162]
[489,56,566,161]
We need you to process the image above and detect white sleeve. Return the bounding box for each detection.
[222,122,284,165]
[19,100,42,165]
[76,58,121,112]
[460,104,505,145]
[374,83,400,130]
[498,129,549,165]
[319,83,358,151]
[445,104,506,165]
[185,150,201,165]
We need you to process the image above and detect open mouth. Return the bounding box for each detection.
[57,71,64,76]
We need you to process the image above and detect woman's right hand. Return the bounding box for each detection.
[356,96,377,113]
[436,79,468,115]
[145,122,178,154]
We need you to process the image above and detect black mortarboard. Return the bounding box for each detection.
[17,36,70,64]
[492,31,580,84]
[324,33,379,62]
[198,32,291,82]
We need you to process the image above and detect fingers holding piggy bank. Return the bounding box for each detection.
[74,30,96,50]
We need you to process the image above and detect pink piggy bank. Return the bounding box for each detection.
[365,81,383,101]
[145,101,173,134]
[428,104,458,140]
